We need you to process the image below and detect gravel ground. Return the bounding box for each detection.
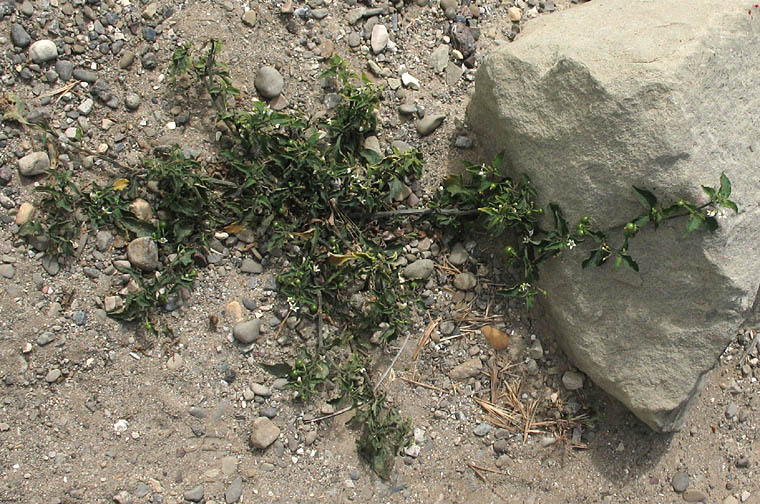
[1,1,758,503]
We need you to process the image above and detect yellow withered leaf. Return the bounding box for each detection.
[328,252,357,267]
[481,325,509,351]
[223,223,245,234]
[112,178,129,191]
[290,228,315,239]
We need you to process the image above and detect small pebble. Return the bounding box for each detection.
[672,472,689,493]
[682,489,706,503]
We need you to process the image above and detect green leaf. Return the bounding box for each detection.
[549,203,568,235]
[614,254,623,269]
[492,151,504,173]
[703,216,718,232]
[442,174,468,197]
[661,204,681,218]
[722,199,738,213]
[259,362,293,377]
[173,222,194,242]
[582,249,603,269]
[622,255,639,272]
[632,213,650,227]
[587,230,607,243]
[701,185,717,200]
[685,214,702,235]
[314,361,330,380]
[719,173,731,199]
[16,220,40,237]
[121,217,156,237]
[632,186,657,210]
[387,178,404,201]
[525,294,535,311]
[359,148,382,165]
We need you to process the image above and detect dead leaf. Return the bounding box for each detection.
[328,252,357,267]
[224,222,245,233]
[481,325,509,351]
[112,178,129,191]
[290,228,315,239]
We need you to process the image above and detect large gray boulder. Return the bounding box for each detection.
[467,0,760,431]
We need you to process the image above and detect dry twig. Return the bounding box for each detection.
[400,376,451,395]
[412,316,439,361]
[739,329,759,366]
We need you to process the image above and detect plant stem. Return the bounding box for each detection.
[368,208,479,219]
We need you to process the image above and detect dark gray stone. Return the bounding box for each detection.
[11,23,31,48]
[72,68,97,83]
[402,259,435,280]
[225,477,243,503]
[183,485,204,502]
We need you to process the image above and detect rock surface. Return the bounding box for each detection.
[17,152,50,177]
[254,66,284,99]
[249,417,280,449]
[29,39,57,63]
[126,237,160,272]
[468,0,760,432]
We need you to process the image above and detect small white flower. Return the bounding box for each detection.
[312,264,320,273]
[567,239,576,250]
[287,297,300,312]
[706,208,718,217]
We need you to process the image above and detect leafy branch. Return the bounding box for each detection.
[429,156,739,308]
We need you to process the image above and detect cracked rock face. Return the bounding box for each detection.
[468,0,760,431]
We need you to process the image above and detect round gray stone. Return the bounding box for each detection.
[416,114,446,137]
[96,230,114,252]
[402,259,435,280]
[29,40,58,63]
[37,332,55,346]
[254,66,284,99]
[242,10,257,26]
[453,272,476,290]
[125,93,141,111]
[126,237,160,272]
[233,319,262,344]
[682,489,706,502]
[449,242,468,265]
[725,403,738,418]
[45,368,61,383]
[671,472,689,493]
[562,371,585,391]
[55,60,74,81]
[183,485,204,502]
[241,259,263,274]
[0,264,15,279]
[473,423,492,437]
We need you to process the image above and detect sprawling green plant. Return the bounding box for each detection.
[11,37,739,478]
[431,154,739,308]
